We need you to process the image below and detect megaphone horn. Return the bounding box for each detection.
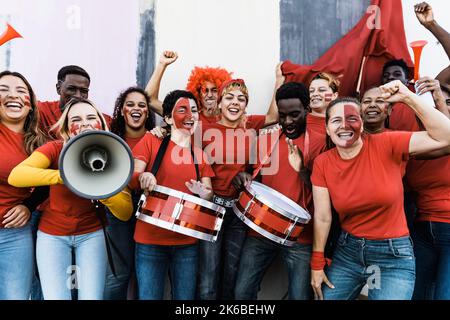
[409,40,428,82]
[0,23,23,47]
[59,131,134,200]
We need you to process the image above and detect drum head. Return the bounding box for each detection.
[248,181,311,223]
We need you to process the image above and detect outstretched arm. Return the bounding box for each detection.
[145,51,178,116]
[8,151,62,187]
[415,2,450,85]
[415,2,450,59]
[264,62,285,126]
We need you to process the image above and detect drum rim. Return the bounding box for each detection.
[232,208,297,247]
[153,185,226,214]
[245,181,311,223]
[136,212,220,242]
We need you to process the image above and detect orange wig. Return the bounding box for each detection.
[186,66,232,109]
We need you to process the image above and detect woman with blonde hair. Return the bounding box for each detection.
[9,97,132,300]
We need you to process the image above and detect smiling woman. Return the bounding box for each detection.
[0,71,47,300]
[310,80,450,300]
[8,97,132,300]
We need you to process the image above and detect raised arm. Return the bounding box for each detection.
[415,2,450,85]
[380,80,450,156]
[311,185,334,300]
[415,2,450,60]
[145,51,178,116]
[264,62,284,126]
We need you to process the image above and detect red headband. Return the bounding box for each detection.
[218,78,246,100]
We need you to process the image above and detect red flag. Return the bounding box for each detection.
[281,0,413,97]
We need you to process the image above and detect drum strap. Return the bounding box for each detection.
[150,135,200,181]
[252,130,283,179]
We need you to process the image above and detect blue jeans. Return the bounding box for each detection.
[197,207,248,300]
[135,243,198,300]
[104,210,136,300]
[0,224,34,300]
[29,209,44,300]
[235,236,312,300]
[322,231,416,300]
[36,229,107,300]
[412,221,450,300]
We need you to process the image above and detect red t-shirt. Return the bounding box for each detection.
[199,112,220,124]
[36,141,103,235]
[37,100,112,139]
[311,132,412,240]
[406,156,450,224]
[132,133,215,245]
[125,133,147,150]
[201,115,267,198]
[249,129,326,243]
[306,114,327,137]
[388,102,421,132]
[0,123,33,227]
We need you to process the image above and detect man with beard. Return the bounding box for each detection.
[232,82,326,300]
[145,51,232,123]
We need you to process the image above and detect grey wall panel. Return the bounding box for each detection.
[280,0,371,65]
[136,0,156,88]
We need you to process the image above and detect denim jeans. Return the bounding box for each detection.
[322,231,416,300]
[29,209,44,300]
[0,224,34,300]
[36,229,107,300]
[412,221,450,300]
[135,243,198,300]
[235,236,312,300]
[197,207,248,300]
[104,210,136,300]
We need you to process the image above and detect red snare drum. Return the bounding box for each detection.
[233,181,311,246]
[135,185,226,242]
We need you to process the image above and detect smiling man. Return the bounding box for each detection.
[232,82,326,300]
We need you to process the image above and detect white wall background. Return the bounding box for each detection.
[154,0,280,116]
[0,0,140,112]
[1,0,449,115]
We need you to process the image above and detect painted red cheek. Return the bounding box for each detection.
[23,95,31,108]
[69,123,80,135]
[343,104,362,146]
[93,120,103,130]
[172,98,193,129]
[324,93,333,102]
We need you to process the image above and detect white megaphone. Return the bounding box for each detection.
[59,130,134,200]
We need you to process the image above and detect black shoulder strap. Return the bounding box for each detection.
[150,136,171,176]
[190,146,200,181]
[150,135,200,181]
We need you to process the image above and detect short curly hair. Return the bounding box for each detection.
[162,90,198,119]
[186,66,232,108]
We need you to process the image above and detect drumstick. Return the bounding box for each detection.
[252,129,282,180]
